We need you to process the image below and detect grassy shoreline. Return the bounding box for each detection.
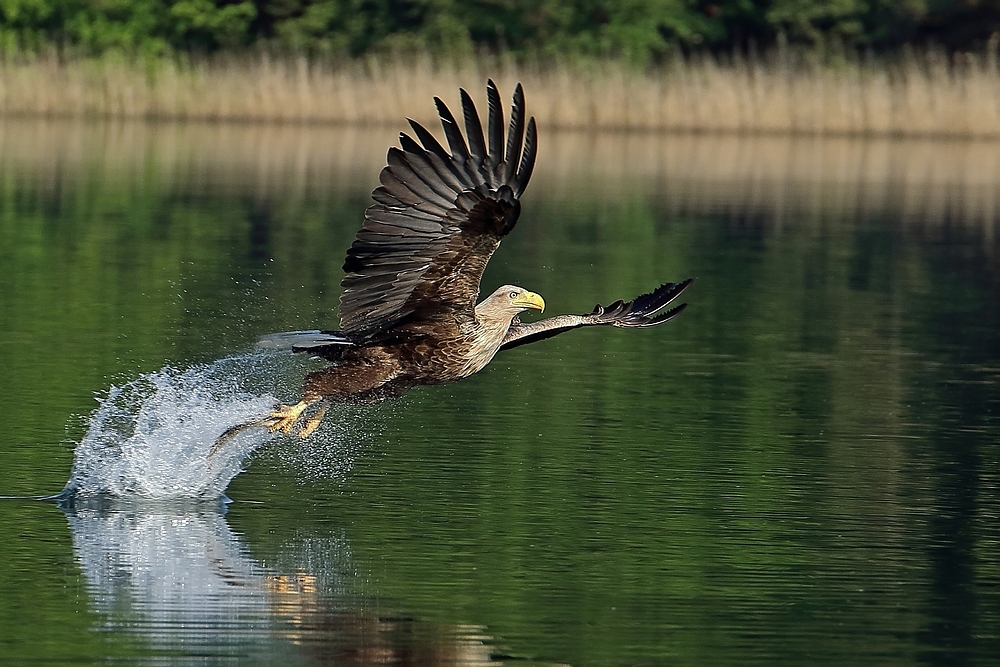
[2,50,1000,138]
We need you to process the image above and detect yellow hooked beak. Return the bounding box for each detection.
[513,290,545,313]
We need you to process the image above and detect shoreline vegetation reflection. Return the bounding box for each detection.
[2,119,999,232]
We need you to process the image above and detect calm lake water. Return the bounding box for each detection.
[1,120,999,666]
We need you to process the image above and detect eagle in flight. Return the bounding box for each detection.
[220,81,691,446]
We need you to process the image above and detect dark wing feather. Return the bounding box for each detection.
[340,81,537,340]
[461,89,488,166]
[499,279,693,351]
[513,118,537,197]
[504,84,525,184]
[486,80,504,183]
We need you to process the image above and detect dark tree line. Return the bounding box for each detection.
[1,1,998,60]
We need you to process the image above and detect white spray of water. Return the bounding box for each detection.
[64,354,287,499]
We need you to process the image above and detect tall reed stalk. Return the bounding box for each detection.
[2,47,1000,137]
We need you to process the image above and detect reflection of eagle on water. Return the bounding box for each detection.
[219,81,691,446]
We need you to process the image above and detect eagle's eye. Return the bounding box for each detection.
[509,291,518,299]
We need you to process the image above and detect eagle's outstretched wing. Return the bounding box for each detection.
[339,80,537,340]
[499,279,693,351]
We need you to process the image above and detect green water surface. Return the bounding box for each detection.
[0,122,998,666]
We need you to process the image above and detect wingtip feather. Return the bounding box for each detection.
[643,302,687,326]
[460,88,487,162]
[514,116,537,196]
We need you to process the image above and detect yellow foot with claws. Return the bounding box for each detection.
[263,401,311,435]
[209,399,327,456]
[297,403,330,439]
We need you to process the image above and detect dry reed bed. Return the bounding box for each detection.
[1,119,996,244]
[2,52,1000,137]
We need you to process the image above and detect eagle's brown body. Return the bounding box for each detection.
[214,81,692,445]
[300,284,537,403]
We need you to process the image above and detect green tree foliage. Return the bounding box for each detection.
[0,1,997,59]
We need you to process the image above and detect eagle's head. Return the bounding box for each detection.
[476,284,545,325]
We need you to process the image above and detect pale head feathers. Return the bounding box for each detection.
[475,285,545,326]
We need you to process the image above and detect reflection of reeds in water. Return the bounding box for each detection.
[551,133,1000,243]
[3,49,1000,137]
[0,119,996,244]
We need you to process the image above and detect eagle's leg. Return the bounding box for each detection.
[263,359,399,437]
[297,400,331,439]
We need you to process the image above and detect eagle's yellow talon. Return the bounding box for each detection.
[297,403,330,439]
[267,402,310,434]
[297,419,321,438]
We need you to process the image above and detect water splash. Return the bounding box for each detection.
[64,354,286,500]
